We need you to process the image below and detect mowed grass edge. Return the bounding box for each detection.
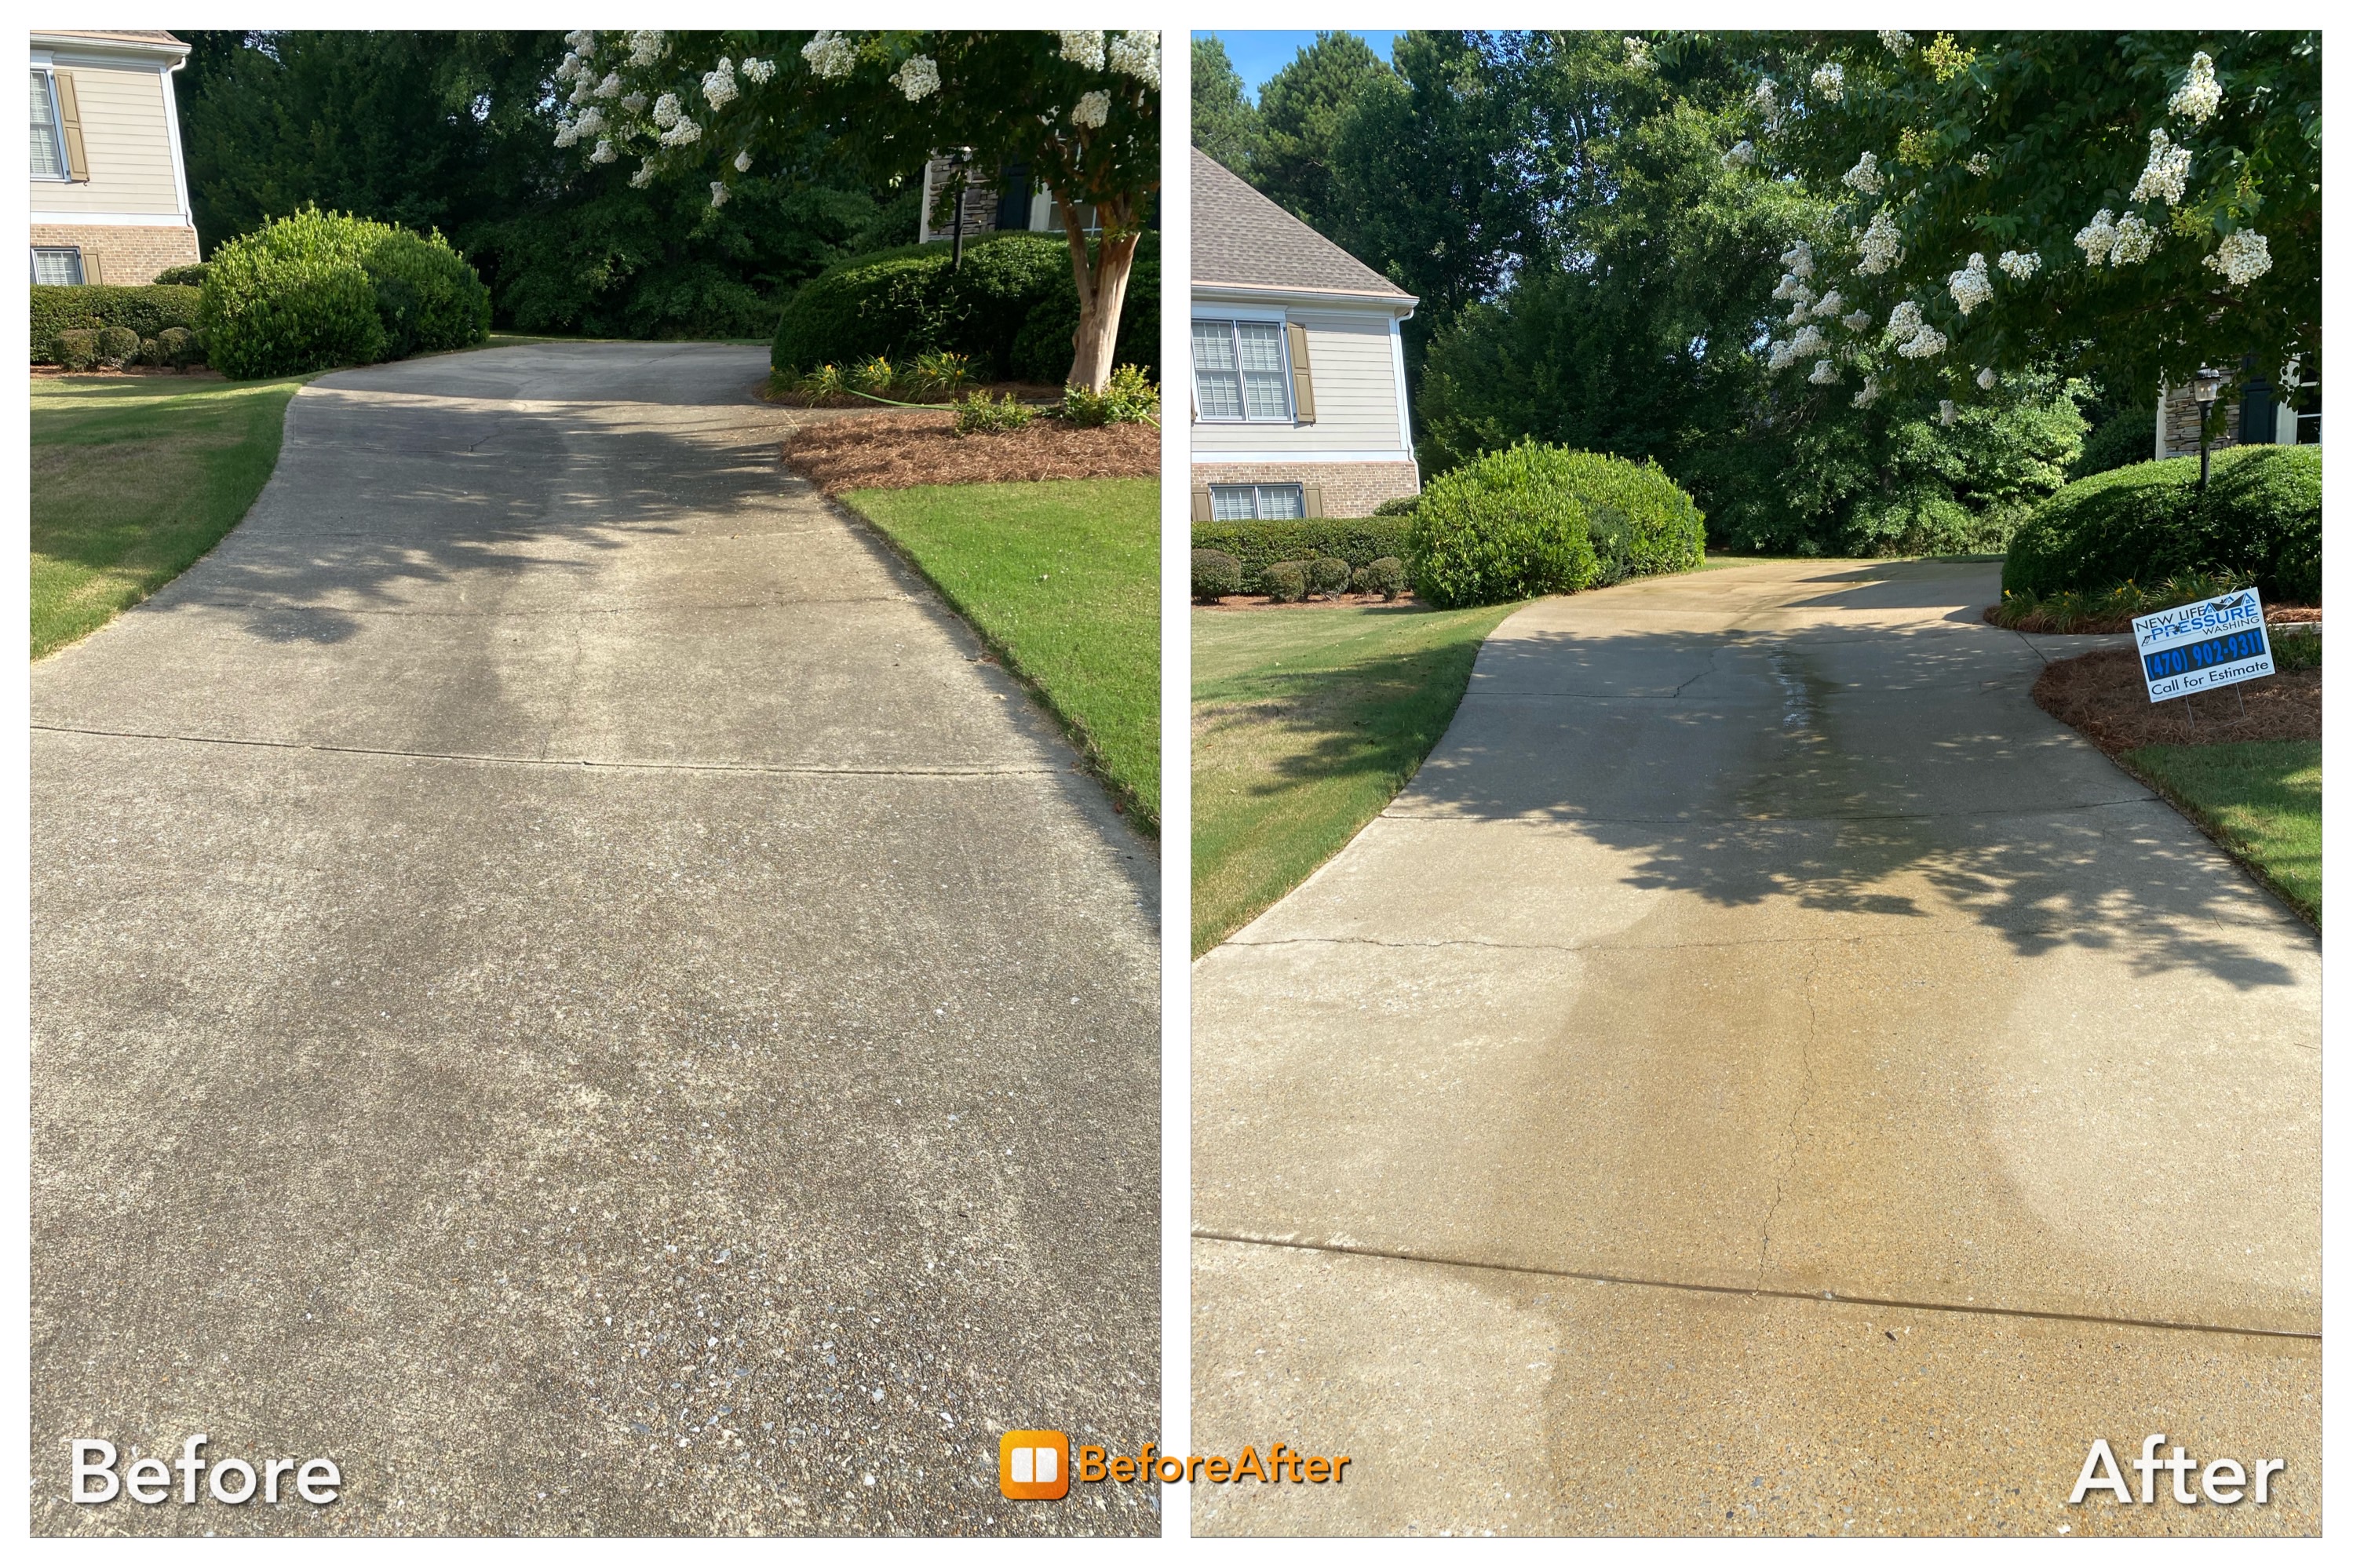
[32,374,308,659]
[840,478,1161,831]
[1192,600,1520,955]
[2118,738,2321,927]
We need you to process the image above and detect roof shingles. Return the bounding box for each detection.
[1191,148,1413,302]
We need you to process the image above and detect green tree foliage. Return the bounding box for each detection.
[1191,36,1262,176]
[1255,32,1392,227]
[172,31,892,340]
[1730,31,2320,414]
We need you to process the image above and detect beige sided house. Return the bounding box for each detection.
[1190,148,1417,521]
[30,29,199,284]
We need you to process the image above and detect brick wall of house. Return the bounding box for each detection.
[1192,461,1420,519]
[31,222,199,285]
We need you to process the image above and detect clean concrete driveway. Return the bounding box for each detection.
[1193,559,2317,1537]
[33,344,1158,1536]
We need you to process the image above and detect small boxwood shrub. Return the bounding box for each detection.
[49,330,100,372]
[1308,557,1352,596]
[1372,495,1420,516]
[2002,447,2322,603]
[1188,519,1412,579]
[30,284,201,363]
[199,207,488,380]
[155,326,201,370]
[1261,561,1309,603]
[1192,549,1243,601]
[95,325,141,368]
[1407,441,1601,608]
[1352,556,1406,600]
[774,232,1158,385]
[153,262,210,287]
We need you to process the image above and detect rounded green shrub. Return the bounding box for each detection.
[199,208,489,380]
[1308,556,1352,596]
[1191,549,1242,601]
[95,325,141,368]
[1407,442,1601,608]
[2002,447,2322,603]
[362,226,491,359]
[152,262,210,288]
[1539,450,1706,578]
[49,330,100,372]
[1352,556,1407,600]
[1372,495,1420,517]
[155,326,202,370]
[1260,560,1309,603]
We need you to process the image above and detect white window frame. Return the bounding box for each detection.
[1208,483,1306,522]
[31,67,70,181]
[1193,314,1296,424]
[30,246,84,285]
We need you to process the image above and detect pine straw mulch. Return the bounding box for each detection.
[1986,601,2322,635]
[2034,644,2321,753]
[1198,592,1420,611]
[780,407,1158,494]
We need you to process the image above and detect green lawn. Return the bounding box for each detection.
[32,373,307,658]
[2122,738,2320,925]
[1193,600,1521,954]
[841,479,1160,830]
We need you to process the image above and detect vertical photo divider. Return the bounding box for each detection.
[1156,22,1195,1541]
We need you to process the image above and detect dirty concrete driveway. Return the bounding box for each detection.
[1192,559,2318,1537]
[32,343,1159,1536]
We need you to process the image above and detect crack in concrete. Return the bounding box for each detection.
[1753,943,1826,1284]
[1191,1231,2320,1342]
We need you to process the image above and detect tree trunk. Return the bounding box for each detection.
[1060,199,1138,394]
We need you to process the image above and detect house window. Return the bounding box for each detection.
[1193,318,1293,421]
[1209,483,1305,522]
[31,69,68,179]
[31,246,84,286]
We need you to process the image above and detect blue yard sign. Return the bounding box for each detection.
[2132,589,2273,703]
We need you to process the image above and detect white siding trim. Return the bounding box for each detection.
[1191,309,1297,425]
[1190,449,1417,465]
[31,210,192,225]
[1388,316,1418,486]
[160,59,193,225]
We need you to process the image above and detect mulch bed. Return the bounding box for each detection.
[1986,602,2321,635]
[1199,593,1419,611]
[780,408,1158,494]
[2034,646,2320,753]
[761,380,1063,410]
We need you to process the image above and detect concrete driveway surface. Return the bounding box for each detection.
[1192,559,2318,1537]
[32,344,1159,1536]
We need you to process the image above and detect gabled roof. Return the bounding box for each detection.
[1191,148,1415,304]
[33,30,189,57]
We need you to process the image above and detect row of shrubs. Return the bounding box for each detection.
[31,208,490,381]
[2001,446,2320,604]
[773,232,1158,386]
[1193,549,1408,602]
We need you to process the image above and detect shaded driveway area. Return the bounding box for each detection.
[1193,560,2317,1537]
[33,344,1159,1535]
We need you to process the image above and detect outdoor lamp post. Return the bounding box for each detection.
[2193,366,2224,489]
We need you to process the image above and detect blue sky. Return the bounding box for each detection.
[1195,31,1403,102]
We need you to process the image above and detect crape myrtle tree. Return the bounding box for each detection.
[549,27,1160,392]
[1714,30,2319,421]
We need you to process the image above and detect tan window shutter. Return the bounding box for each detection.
[1191,486,1213,523]
[53,71,90,181]
[81,248,102,284]
[1301,485,1325,520]
[1286,321,1316,423]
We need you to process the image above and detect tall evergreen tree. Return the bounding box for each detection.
[1191,35,1262,177]
[1254,31,1392,226]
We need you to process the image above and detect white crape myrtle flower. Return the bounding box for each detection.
[1109,31,1162,90]
[659,115,702,148]
[2109,211,2155,265]
[1939,399,1957,425]
[1997,249,2039,281]
[710,181,730,208]
[630,163,656,188]
[1624,37,1653,73]
[2074,208,2118,264]
[1883,300,1924,343]
[742,58,775,86]
[702,59,738,111]
[1810,358,1840,385]
[1786,297,1815,326]
[1072,90,1112,129]
[1057,30,1107,71]
[2169,51,2221,125]
[568,78,595,108]
[1880,31,1912,54]
[1811,288,1845,319]
[595,72,621,99]
[734,149,753,173]
[1789,323,1829,359]
[1767,337,1798,372]
[1811,63,1844,103]
[892,55,941,101]
[803,31,857,80]
[590,139,617,164]
[1842,309,1873,333]
[556,55,581,82]
[1965,151,1991,176]
[1780,239,1815,279]
[2132,128,2192,206]
[1771,272,1804,301]
[575,107,605,137]
[621,92,648,115]
[553,119,581,148]
[1852,375,1882,407]
[564,29,594,53]
[627,31,666,68]
[652,93,681,129]
[2204,228,2273,285]
[1857,209,1904,274]
[1977,366,1998,391]
[1753,78,1777,115]
[1844,151,1885,195]
[1948,253,1992,315]
[1897,325,1948,359]
[1722,140,1756,169]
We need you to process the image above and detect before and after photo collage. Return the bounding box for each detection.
[17,16,2327,1545]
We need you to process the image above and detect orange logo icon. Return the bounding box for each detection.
[999,1430,1070,1500]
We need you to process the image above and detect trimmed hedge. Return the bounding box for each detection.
[1191,549,1243,601]
[773,232,1158,385]
[2003,447,2322,603]
[31,285,201,364]
[1189,519,1412,582]
[1408,442,1600,608]
[199,208,489,381]
[1541,450,1708,582]
[153,262,210,287]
